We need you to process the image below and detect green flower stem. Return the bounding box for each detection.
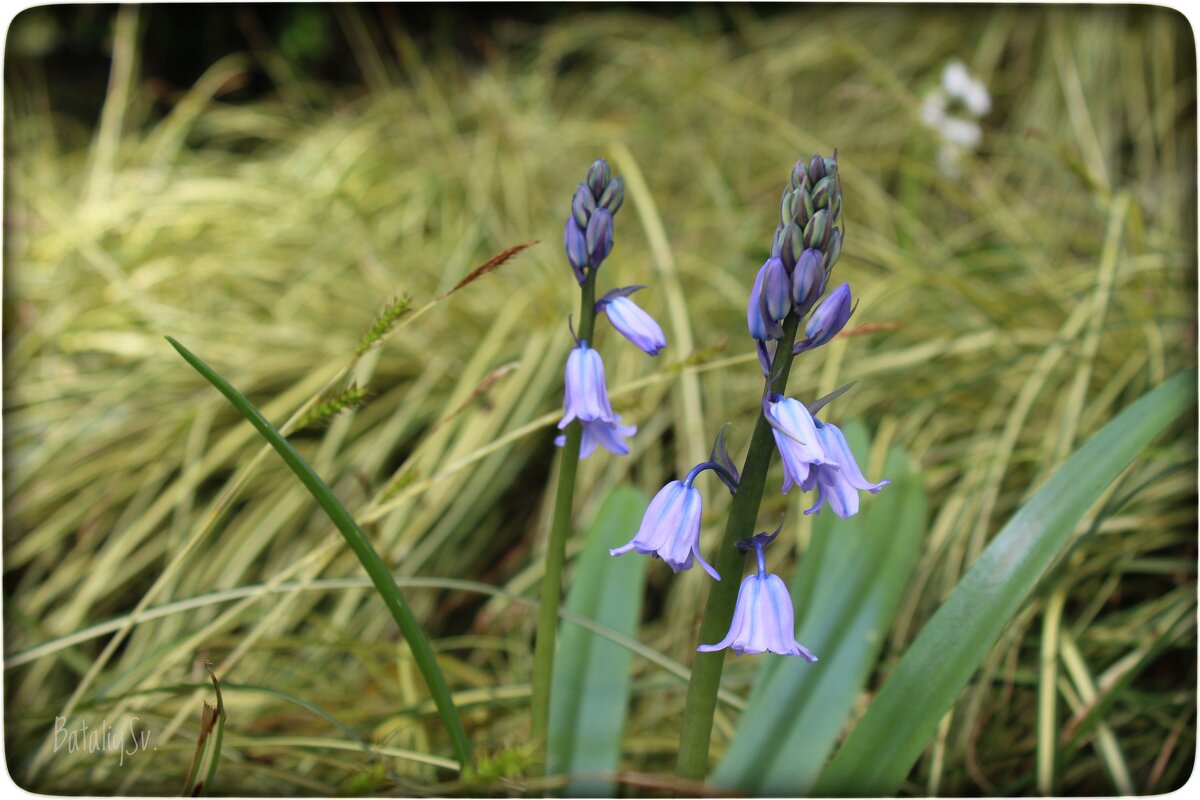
[165,337,473,770]
[675,313,801,782]
[531,270,599,742]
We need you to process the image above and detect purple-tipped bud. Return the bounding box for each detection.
[747,261,772,341]
[586,208,614,267]
[808,153,826,181]
[564,218,589,283]
[586,159,611,198]
[610,480,720,580]
[780,189,799,227]
[558,342,616,429]
[790,159,808,191]
[571,184,595,229]
[811,175,836,210]
[793,282,853,353]
[600,294,667,356]
[761,256,791,322]
[568,183,592,227]
[598,177,624,214]
[791,248,825,313]
[779,223,803,271]
[823,228,843,271]
[698,572,817,659]
[803,209,830,250]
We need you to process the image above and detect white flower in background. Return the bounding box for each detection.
[920,60,991,176]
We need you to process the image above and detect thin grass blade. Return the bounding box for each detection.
[165,336,472,769]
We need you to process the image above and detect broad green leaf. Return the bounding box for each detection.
[814,369,1196,796]
[713,422,928,795]
[547,486,649,796]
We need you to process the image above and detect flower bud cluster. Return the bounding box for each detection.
[563,160,625,285]
[749,153,854,354]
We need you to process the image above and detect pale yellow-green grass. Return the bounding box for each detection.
[5,6,1195,795]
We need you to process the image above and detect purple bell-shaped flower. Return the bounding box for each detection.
[610,479,720,580]
[800,419,889,518]
[698,530,817,659]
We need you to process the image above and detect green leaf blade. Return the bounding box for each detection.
[547,486,649,796]
[165,336,472,769]
[814,370,1196,796]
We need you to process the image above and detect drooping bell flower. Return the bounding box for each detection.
[558,342,615,429]
[800,418,889,518]
[698,529,817,660]
[792,282,854,354]
[764,394,831,493]
[597,287,667,356]
[610,478,720,580]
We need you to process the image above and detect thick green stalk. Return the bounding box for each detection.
[165,337,473,770]
[531,271,598,741]
[675,313,800,782]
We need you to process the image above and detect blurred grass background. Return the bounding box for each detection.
[3,4,1196,795]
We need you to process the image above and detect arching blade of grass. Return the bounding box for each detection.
[814,369,1196,797]
[713,423,928,794]
[547,486,649,797]
[165,336,472,770]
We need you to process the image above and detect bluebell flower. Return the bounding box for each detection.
[764,395,830,493]
[610,480,720,580]
[800,419,889,518]
[563,216,589,284]
[791,247,825,314]
[698,533,817,659]
[747,261,772,341]
[597,288,667,355]
[793,282,854,354]
[558,342,615,429]
[761,256,792,324]
[586,208,614,267]
[556,416,637,459]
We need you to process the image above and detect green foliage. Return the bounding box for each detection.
[4,5,1194,795]
[814,370,1196,796]
[547,486,649,796]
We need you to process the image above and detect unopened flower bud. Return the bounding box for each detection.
[779,222,803,271]
[794,282,853,353]
[761,256,791,322]
[792,248,825,313]
[811,175,836,210]
[790,159,808,191]
[823,228,843,271]
[598,177,624,214]
[564,217,589,283]
[572,184,595,228]
[586,208,614,267]
[586,159,611,198]
[808,153,826,181]
[804,208,830,250]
